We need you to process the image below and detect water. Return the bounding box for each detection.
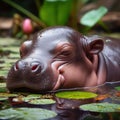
[0,82,120,120]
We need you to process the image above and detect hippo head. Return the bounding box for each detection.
[7,26,105,93]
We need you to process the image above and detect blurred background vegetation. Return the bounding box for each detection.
[0,0,120,39]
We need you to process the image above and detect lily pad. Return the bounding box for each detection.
[29,98,56,105]
[0,38,20,46]
[0,83,6,88]
[0,107,57,120]
[0,97,7,101]
[55,91,97,99]
[115,86,120,91]
[80,102,120,112]
[0,93,17,97]
[12,94,56,105]
[0,87,7,93]
[0,83,7,92]
[0,69,8,75]
[22,94,42,102]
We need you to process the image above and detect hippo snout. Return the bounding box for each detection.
[7,57,56,93]
[14,59,42,74]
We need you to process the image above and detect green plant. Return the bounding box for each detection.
[80,6,109,32]
[39,0,73,26]
[2,0,75,27]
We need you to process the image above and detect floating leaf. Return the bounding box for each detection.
[0,37,20,46]
[115,86,120,91]
[29,98,55,105]
[0,38,20,80]
[0,97,7,101]
[0,93,17,97]
[0,69,8,77]
[80,6,108,27]
[12,94,55,105]
[0,108,57,120]
[22,94,42,102]
[0,83,6,88]
[0,83,7,92]
[55,91,97,99]
[0,87,7,93]
[80,103,120,112]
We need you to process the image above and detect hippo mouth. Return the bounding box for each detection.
[53,74,65,90]
[7,63,66,93]
[7,58,67,93]
[51,62,66,91]
[11,87,43,93]
[7,74,65,93]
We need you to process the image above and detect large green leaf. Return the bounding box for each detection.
[80,6,108,27]
[0,108,57,120]
[80,102,120,112]
[39,0,73,26]
[55,91,97,99]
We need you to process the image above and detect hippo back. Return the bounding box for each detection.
[102,37,120,82]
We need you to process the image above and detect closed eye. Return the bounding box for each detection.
[57,45,74,59]
[59,50,71,57]
[53,42,75,60]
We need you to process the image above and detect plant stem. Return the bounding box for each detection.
[98,20,110,33]
[2,0,46,28]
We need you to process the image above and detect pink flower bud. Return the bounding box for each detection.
[22,18,33,34]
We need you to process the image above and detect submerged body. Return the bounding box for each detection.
[7,26,120,93]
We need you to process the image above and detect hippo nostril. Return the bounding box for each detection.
[31,64,38,71]
[31,62,40,72]
[14,60,42,73]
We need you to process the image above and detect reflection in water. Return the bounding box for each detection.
[51,105,91,120]
[1,82,120,120]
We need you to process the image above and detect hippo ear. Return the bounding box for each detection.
[88,38,104,54]
[20,40,32,58]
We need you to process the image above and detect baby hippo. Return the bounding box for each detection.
[7,26,120,93]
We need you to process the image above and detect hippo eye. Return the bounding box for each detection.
[55,43,74,59]
[60,50,71,56]
[58,48,73,59]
